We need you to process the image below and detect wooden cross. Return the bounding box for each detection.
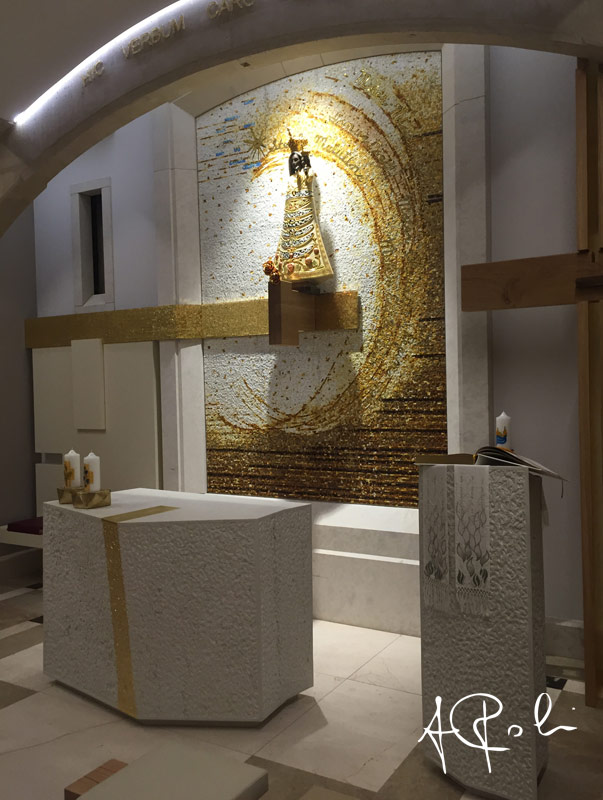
[461,59,603,708]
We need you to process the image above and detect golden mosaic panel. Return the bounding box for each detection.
[197,53,445,506]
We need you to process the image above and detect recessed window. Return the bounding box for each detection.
[89,191,105,295]
[72,178,114,312]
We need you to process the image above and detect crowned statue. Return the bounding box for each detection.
[263,131,334,284]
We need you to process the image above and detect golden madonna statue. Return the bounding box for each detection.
[264,131,334,284]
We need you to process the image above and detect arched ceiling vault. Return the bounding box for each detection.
[1,0,602,235]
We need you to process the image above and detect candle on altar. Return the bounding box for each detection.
[495,411,511,449]
[83,453,101,492]
[63,450,81,488]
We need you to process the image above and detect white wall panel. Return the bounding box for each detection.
[32,342,161,504]
[72,338,106,430]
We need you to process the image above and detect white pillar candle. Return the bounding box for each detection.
[495,411,511,449]
[83,452,101,492]
[63,450,81,488]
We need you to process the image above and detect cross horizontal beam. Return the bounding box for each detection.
[462,251,603,311]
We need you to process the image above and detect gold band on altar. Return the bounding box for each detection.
[101,505,178,716]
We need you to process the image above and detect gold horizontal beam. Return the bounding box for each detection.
[25,293,360,349]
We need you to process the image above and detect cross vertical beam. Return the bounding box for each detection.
[576,60,603,707]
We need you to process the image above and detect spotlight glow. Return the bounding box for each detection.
[13,0,196,126]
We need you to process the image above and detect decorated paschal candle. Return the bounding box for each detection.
[495,411,511,449]
[83,453,101,492]
[63,450,81,488]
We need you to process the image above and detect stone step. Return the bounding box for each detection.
[312,524,419,560]
[312,549,420,637]
[0,543,42,584]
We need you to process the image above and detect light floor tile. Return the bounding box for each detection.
[187,693,318,756]
[256,679,423,791]
[300,788,359,800]
[312,620,399,679]
[564,679,585,695]
[0,717,248,800]
[0,643,53,691]
[0,620,39,641]
[548,688,562,706]
[0,683,119,755]
[0,623,43,659]
[5,589,43,620]
[302,672,344,702]
[351,634,421,695]
[0,588,33,602]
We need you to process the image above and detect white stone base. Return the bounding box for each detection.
[44,489,313,724]
[311,502,420,635]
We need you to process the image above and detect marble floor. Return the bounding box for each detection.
[0,580,601,799]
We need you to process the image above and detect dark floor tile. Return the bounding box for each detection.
[30,616,43,624]
[546,676,567,690]
[247,757,375,800]
[0,679,35,710]
[551,689,603,738]
[0,624,44,660]
[0,603,29,631]
[3,591,43,621]
[537,690,603,799]
[376,745,464,799]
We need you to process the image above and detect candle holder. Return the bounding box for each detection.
[57,486,85,504]
[72,489,112,509]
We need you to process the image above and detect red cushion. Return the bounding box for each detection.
[6,517,43,535]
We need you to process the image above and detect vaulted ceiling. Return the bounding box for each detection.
[0,0,166,121]
[2,0,603,126]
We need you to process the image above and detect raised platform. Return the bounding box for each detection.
[311,502,420,636]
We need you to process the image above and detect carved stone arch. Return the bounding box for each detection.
[1,0,603,233]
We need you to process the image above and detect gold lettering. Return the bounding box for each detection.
[123,15,186,57]
[208,0,253,17]
[82,61,105,86]
[172,14,185,33]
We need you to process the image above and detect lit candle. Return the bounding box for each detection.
[83,453,101,492]
[495,411,511,449]
[63,450,81,488]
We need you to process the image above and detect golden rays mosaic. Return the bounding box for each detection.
[196,52,445,506]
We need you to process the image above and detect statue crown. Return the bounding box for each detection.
[287,128,308,153]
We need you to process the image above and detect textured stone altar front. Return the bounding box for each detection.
[419,465,547,800]
[44,489,313,723]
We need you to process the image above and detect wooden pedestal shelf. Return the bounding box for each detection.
[268,281,359,345]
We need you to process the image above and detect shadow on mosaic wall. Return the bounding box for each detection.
[197,53,446,506]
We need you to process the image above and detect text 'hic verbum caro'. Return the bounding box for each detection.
[82,1,256,86]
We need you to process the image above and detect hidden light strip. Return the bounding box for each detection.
[13,0,196,126]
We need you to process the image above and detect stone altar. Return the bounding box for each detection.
[44,488,313,723]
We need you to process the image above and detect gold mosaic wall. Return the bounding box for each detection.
[197,53,445,506]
